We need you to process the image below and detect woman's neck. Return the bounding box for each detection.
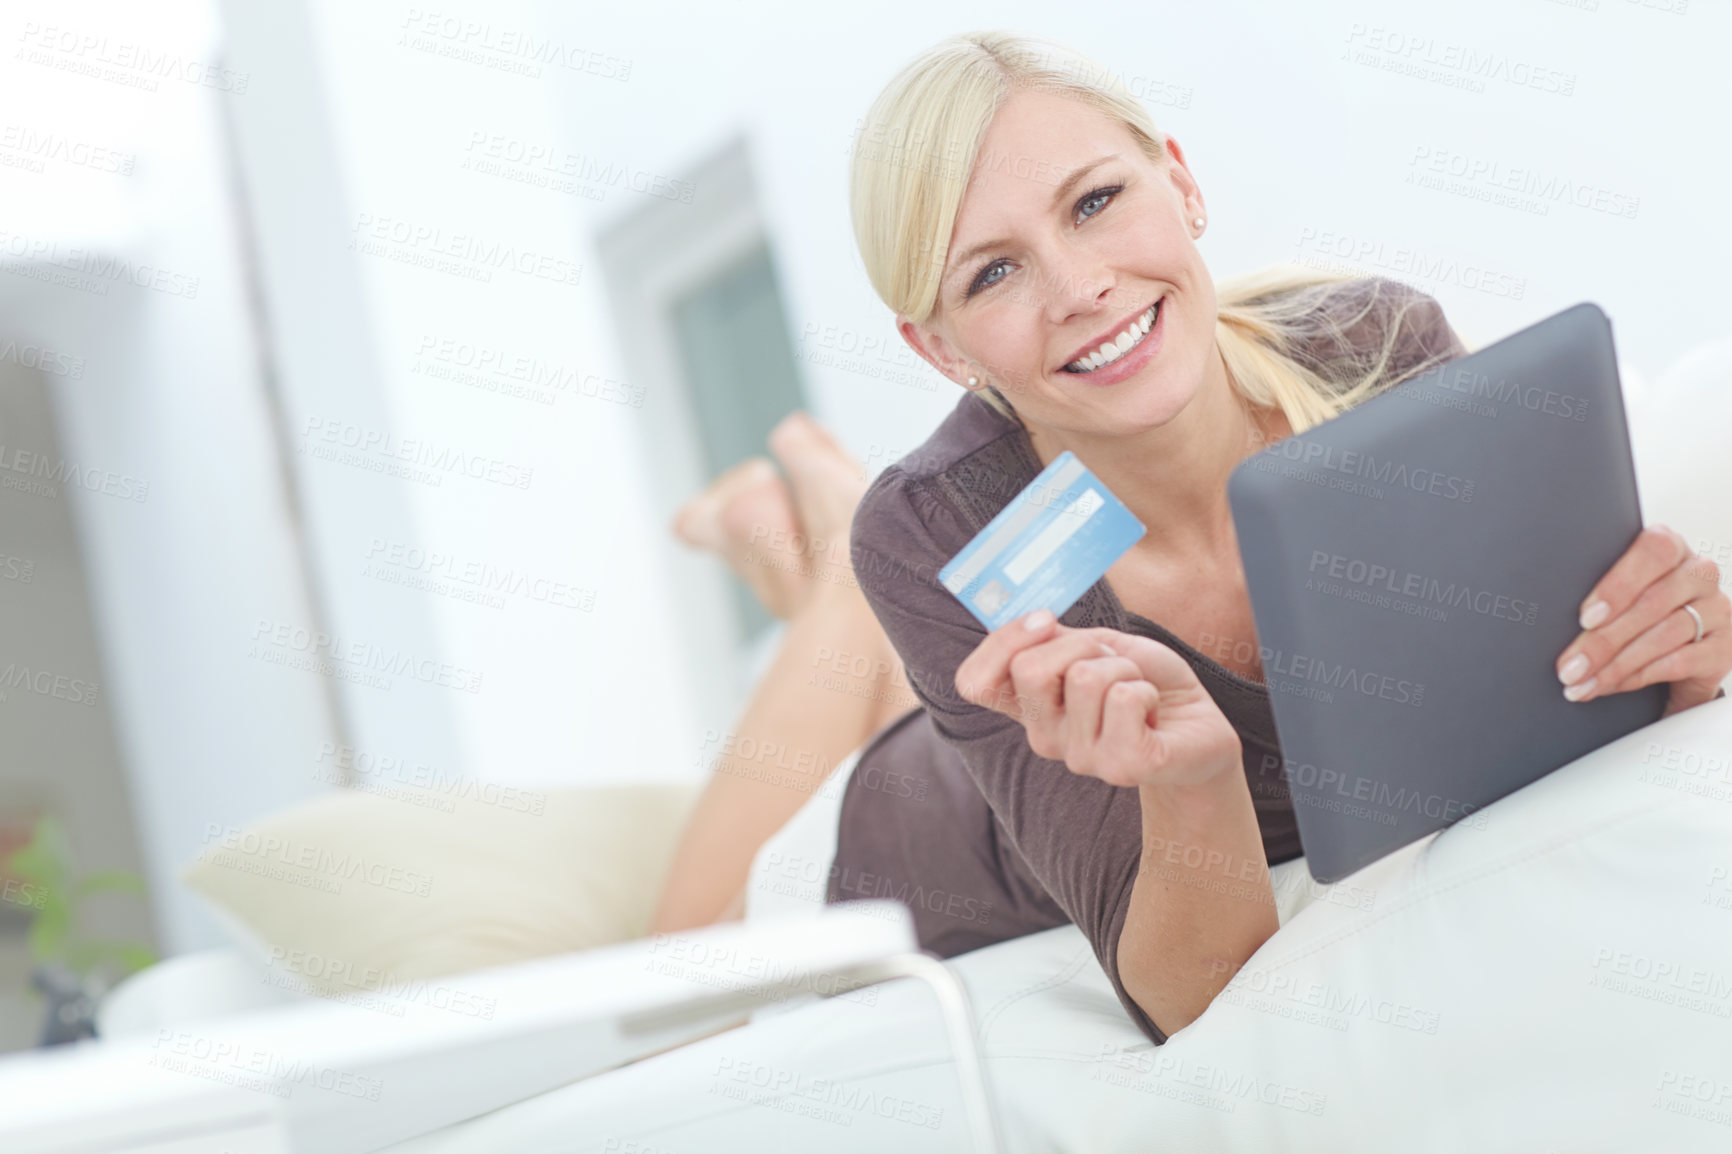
[1024,345,1285,559]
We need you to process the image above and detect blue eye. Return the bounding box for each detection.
[968,260,1011,296]
[963,184,1124,300]
[1076,185,1121,221]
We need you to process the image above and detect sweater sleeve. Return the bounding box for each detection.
[848,468,1170,1044]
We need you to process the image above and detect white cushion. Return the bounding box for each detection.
[378,695,1732,1153]
[175,783,701,999]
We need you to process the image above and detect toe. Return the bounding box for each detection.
[769,410,862,478]
[672,457,776,549]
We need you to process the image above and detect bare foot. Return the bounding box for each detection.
[766,414,912,719]
[671,413,873,619]
[765,411,870,583]
[671,456,809,619]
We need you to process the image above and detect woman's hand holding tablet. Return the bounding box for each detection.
[1557,523,1730,715]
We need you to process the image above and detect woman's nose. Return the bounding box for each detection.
[1041,259,1119,325]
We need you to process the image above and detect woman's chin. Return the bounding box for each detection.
[1069,366,1196,431]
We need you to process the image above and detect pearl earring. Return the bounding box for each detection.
[968,376,979,387]
[1194,216,1205,231]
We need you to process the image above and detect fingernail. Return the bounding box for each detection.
[1563,676,1597,702]
[1024,609,1054,631]
[1580,600,1609,630]
[1558,654,1590,685]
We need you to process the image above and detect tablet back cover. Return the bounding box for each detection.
[1227,302,1667,883]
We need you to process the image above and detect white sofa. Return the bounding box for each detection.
[75,694,1732,1153]
[358,693,1732,1153]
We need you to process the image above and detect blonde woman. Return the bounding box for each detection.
[653,30,1731,1045]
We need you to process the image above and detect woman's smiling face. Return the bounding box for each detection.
[903,87,1216,436]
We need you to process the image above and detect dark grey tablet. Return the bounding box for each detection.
[1227,302,1667,884]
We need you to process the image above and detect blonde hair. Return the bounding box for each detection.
[849,31,1459,435]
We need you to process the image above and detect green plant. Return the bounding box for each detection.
[4,815,157,984]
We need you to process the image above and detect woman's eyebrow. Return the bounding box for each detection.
[943,153,1120,285]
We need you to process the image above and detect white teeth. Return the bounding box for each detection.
[1068,302,1159,373]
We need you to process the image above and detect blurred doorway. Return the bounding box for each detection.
[668,241,807,641]
[597,135,809,731]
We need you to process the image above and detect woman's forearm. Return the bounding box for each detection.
[1116,763,1280,1037]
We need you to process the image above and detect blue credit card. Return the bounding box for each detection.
[939,450,1146,631]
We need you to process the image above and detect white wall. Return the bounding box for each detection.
[285,0,710,789]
